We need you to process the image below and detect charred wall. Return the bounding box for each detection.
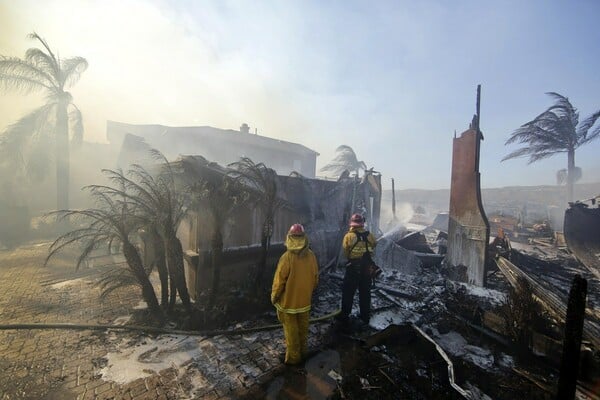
[175,157,382,297]
[447,128,490,286]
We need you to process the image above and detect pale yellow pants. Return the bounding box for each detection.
[277,310,310,365]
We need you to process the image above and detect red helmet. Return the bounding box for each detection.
[350,213,365,227]
[288,223,305,236]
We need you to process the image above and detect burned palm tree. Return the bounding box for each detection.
[0,33,87,211]
[102,154,192,313]
[186,160,248,307]
[144,225,169,308]
[45,185,162,318]
[503,92,600,203]
[320,145,367,178]
[228,157,285,288]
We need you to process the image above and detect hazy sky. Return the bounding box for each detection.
[1,0,599,190]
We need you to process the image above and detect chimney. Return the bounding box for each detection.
[240,123,250,134]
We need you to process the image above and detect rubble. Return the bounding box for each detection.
[308,219,600,399]
[495,256,600,349]
[2,221,600,399]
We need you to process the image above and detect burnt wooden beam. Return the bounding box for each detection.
[557,275,587,400]
[495,256,600,349]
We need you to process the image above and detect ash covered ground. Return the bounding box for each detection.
[1,222,598,399]
[253,221,600,399]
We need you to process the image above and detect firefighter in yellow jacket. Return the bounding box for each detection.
[271,224,319,365]
[338,213,377,326]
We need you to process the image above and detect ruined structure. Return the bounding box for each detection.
[564,198,600,280]
[107,120,319,177]
[447,86,490,286]
[172,156,382,298]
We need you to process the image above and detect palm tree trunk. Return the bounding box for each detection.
[567,149,575,204]
[151,228,169,307]
[168,256,177,310]
[255,219,272,289]
[162,231,178,311]
[165,229,192,313]
[255,232,268,288]
[122,240,162,317]
[55,102,69,213]
[209,228,223,308]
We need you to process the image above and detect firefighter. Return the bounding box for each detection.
[271,223,319,365]
[337,213,377,327]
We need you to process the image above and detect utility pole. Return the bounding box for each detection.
[391,178,397,221]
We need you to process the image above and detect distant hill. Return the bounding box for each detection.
[382,182,600,228]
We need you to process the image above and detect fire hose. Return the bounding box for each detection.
[0,309,341,337]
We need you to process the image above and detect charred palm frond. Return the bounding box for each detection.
[0,33,87,209]
[228,157,286,289]
[45,182,162,317]
[228,157,287,217]
[97,265,138,299]
[99,151,192,312]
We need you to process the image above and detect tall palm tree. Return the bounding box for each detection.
[503,92,600,203]
[45,184,163,318]
[228,157,285,288]
[0,33,88,211]
[320,145,367,178]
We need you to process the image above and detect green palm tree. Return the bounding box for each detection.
[228,157,285,289]
[320,145,367,178]
[503,92,600,203]
[0,33,87,211]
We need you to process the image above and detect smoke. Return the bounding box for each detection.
[0,0,317,215]
[378,200,415,236]
[0,0,313,145]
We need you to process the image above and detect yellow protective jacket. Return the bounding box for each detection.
[343,227,377,260]
[271,234,319,314]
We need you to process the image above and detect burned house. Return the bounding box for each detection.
[106,120,319,178]
[104,120,383,298]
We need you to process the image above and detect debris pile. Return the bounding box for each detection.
[311,221,600,399]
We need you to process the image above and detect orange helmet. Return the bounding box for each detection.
[350,213,365,227]
[288,223,305,236]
